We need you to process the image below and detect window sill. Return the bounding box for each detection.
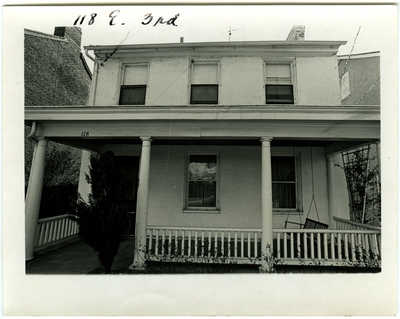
[183,209,221,214]
[273,210,303,215]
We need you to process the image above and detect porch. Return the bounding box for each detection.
[145,216,381,269]
[32,213,380,272]
[24,105,381,271]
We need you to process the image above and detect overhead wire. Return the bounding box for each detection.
[340,26,361,80]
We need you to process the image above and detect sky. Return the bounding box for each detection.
[16,4,396,71]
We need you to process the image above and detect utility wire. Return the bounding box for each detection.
[100,27,143,66]
[355,77,380,105]
[340,26,361,79]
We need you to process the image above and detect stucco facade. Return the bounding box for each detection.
[25,26,381,268]
[92,52,342,107]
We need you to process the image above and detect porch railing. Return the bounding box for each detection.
[34,214,79,252]
[333,216,381,231]
[146,226,381,267]
[273,228,381,266]
[146,226,262,264]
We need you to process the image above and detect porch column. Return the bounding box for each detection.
[25,138,48,260]
[326,155,336,229]
[131,137,152,269]
[260,137,273,271]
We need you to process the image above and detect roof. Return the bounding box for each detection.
[85,40,347,59]
[24,28,67,42]
[338,51,380,59]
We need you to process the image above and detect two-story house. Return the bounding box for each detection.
[25,26,381,271]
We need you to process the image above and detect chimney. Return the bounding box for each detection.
[54,26,82,46]
[286,25,305,41]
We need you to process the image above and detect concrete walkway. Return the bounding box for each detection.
[26,237,135,274]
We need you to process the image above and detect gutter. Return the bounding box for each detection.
[84,48,96,63]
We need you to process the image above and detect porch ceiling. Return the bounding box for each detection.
[50,137,373,154]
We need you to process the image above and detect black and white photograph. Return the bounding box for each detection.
[3,3,398,316]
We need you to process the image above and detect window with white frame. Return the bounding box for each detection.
[119,64,148,105]
[272,156,298,209]
[190,62,219,105]
[265,63,294,104]
[187,154,218,209]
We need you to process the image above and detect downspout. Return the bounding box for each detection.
[27,121,37,141]
[85,48,99,106]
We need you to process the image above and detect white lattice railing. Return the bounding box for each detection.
[34,214,79,251]
[334,216,381,231]
[273,228,381,266]
[146,226,263,264]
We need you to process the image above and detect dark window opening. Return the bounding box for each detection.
[190,85,218,105]
[119,85,147,105]
[272,156,296,209]
[266,85,294,104]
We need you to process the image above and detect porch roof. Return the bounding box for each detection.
[25,104,379,122]
[25,105,380,153]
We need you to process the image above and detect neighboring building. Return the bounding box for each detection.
[24,27,92,256]
[338,51,380,106]
[24,26,92,185]
[24,26,92,106]
[25,26,381,271]
[335,52,381,224]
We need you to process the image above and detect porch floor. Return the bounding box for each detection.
[26,237,136,274]
[26,237,380,274]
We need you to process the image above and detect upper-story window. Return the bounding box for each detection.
[190,62,219,105]
[119,64,148,105]
[265,63,294,104]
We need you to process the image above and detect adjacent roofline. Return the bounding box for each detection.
[80,53,93,80]
[338,51,380,59]
[24,28,67,42]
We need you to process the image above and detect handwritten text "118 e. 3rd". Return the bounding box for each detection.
[73,11,180,26]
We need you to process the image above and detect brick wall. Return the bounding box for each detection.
[338,55,380,106]
[24,27,91,106]
[24,27,92,190]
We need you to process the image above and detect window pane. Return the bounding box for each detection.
[272,183,296,208]
[188,181,216,207]
[266,64,291,78]
[191,85,218,104]
[272,156,295,181]
[188,155,217,208]
[189,155,217,181]
[266,77,292,85]
[266,85,294,104]
[119,85,146,105]
[123,65,148,85]
[192,64,218,84]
